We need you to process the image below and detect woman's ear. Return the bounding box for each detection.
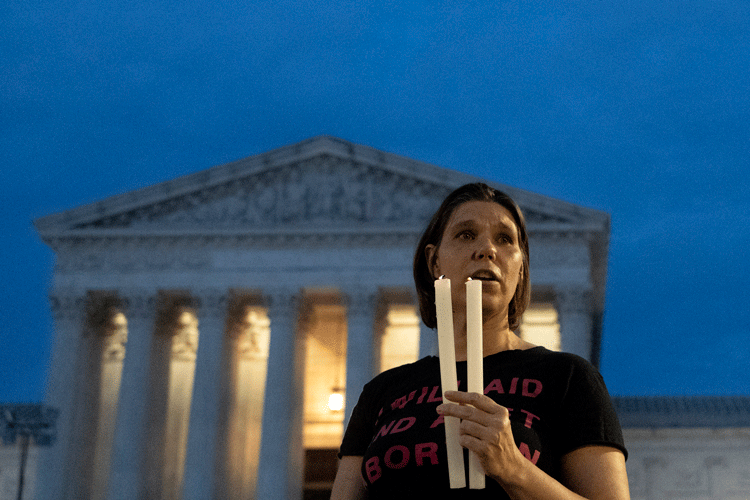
[425,244,440,279]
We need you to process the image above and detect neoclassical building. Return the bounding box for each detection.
[615,396,750,500]
[31,136,749,500]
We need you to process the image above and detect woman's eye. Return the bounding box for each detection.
[458,231,474,240]
[498,234,512,244]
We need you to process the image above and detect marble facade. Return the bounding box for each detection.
[33,136,617,499]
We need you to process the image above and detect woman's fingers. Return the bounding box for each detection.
[437,391,523,481]
[443,390,502,413]
[437,391,511,435]
[438,390,507,425]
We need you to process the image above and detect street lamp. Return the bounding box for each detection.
[1,405,59,500]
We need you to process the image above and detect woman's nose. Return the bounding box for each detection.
[474,237,497,260]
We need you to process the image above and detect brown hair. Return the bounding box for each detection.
[413,183,530,330]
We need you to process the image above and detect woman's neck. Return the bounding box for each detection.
[451,311,534,361]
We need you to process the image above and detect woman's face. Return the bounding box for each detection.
[425,200,524,319]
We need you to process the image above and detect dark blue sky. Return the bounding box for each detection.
[2,0,749,401]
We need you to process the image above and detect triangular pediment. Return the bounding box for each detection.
[34,136,608,240]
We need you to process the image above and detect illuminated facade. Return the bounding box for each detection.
[33,136,612,500]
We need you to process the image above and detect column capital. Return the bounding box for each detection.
[48,290,87,322]
[342,286,379,317]
[86,292,128,361]
[84,290,123,337]
[103,325,128,362]
[228,307,271,359]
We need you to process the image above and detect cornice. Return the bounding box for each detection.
[614,396,750,429]
[42,228,424,252]
[41,226,607,256]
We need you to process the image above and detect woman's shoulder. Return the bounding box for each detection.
[538,347,596,366]
[494,346,603,380]
[497,345,593,365]
[365,356,438,388]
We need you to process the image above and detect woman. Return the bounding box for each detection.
[331,183,629,499]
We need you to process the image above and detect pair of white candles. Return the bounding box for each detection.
[435,276,486,489]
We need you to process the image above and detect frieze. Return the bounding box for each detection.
[49,231,600,274]
[54,246,211,273]
[45,224,599,254]
[72,156,451,232]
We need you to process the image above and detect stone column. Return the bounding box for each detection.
[256,289,303,500]
[106,290,156,500]
[66,291,126,500]
[556,287,594,362]
[182,289,228,500]
[220,297,270,500]
[91,299,128,500]
[343,287,378,428]
[419,322,438,359]
[35,290,86,500]
[411,288,438,359]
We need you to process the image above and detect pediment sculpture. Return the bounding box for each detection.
[35,136,597,240]
[74,155,453,232]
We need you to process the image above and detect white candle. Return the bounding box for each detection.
[434,277,466,489]
[465,278,486,489]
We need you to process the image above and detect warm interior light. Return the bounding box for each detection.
[519,303,561,352]
[327,392,344,412]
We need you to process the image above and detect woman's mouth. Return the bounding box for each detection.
[470,270,501,282]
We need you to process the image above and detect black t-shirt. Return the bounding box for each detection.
[339,347,626,499]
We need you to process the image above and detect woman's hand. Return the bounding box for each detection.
[437,390,528,486]
[437,391,630,500]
